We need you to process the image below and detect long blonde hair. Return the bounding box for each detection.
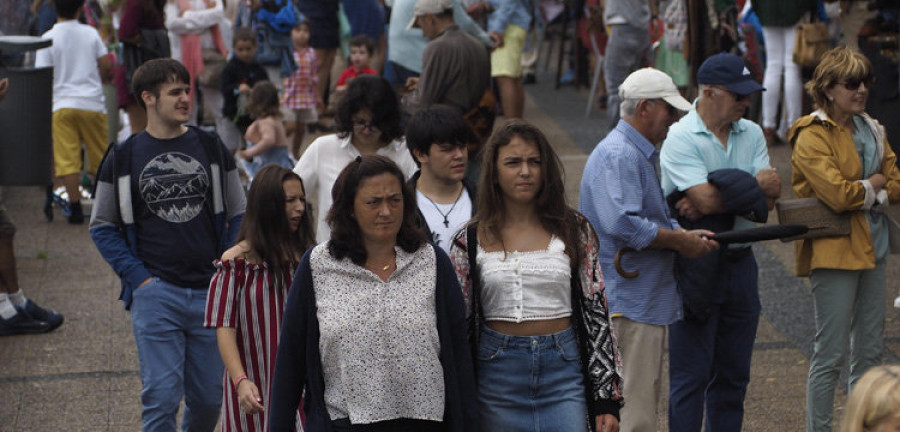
[841,365,900,432]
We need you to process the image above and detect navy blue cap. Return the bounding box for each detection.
[697,52,764,96]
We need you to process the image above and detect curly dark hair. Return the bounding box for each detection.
[334,75,404,144]
[236,165,315,278]
[327,155,425,265]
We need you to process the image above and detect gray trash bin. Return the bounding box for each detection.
[0,35,53,186]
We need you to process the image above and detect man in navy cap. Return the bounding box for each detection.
[659,52,782,432]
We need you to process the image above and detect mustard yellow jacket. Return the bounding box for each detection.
[788,111,900,276]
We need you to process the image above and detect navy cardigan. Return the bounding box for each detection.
[267,244,479,431]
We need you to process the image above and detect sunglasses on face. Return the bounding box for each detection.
[837,75,875,91]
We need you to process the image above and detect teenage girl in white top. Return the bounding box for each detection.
[449,120,623,432]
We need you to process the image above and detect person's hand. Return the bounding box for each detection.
[595,414,619,432]
[0,78,8,102]
[238,83,252,93]
[675,196,702,221]
[405,77,419,92]
[869,173,887,192]
[236,379,265,414]
[238,149,249,160]
[677,229,719,258]
[755,167,781,198]
[489,32,504,49]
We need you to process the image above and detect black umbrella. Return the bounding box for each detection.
[614,225,809,278]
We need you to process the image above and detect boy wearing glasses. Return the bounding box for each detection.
[659,52,781,432]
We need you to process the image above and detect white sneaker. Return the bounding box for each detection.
[894,295,900,308]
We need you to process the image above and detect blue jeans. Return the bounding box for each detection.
[477,325,588,431]
[668,250,760,432]
[130,278,223,432]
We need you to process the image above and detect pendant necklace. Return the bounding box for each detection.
[371,251,396,272]
[421,187,464,228]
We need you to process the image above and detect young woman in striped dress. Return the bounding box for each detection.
[205,165,315,431]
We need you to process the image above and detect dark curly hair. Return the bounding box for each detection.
[334,75,404,144]
[327,155,425,265]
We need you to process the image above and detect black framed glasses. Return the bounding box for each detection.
[352,118,380,133]
[837,75,875,91]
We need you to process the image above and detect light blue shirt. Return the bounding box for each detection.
[387,0,491,73]
[486,0,532,34]
[853,115,890,260]
[660,108,771,233]
[579,120,682,325]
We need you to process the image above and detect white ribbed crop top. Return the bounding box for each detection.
[477,235,572,323]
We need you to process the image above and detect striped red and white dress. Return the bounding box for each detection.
[205,259,304,432]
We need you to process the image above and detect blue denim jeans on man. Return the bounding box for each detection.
[130,278,223,432]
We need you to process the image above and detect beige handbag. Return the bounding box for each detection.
[776,197,851,241]
[793,21,830,68]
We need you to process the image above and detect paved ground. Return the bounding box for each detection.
[1,65,899,432]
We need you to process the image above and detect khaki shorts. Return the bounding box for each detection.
[52,108,108,177]
[491,24,528,78]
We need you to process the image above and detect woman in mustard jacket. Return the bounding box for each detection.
[789,46,900,432]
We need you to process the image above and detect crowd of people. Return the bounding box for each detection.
[1,0,900,431]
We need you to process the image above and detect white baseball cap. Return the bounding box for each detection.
[407,0,454,30]
[618,68,693,112]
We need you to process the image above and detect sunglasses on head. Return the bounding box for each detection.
[837,75,875,91]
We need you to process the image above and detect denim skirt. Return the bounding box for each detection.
[477,325,589,431]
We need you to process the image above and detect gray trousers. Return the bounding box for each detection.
[603,23,650,128]
[806,261,886,432]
